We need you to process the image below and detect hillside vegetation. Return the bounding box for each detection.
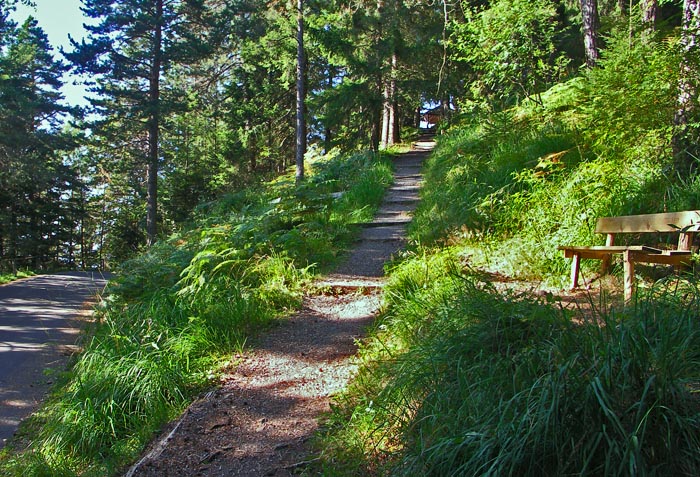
[310,31,700,477]
[2,0,700,476]
[0,149,395,475]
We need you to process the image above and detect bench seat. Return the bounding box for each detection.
[559,211,699,302]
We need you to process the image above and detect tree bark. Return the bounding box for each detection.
[380,17,399,148]
[381,79,390,148]
[295,0,307,182]
[389,51,399,144]
[580,0,600,67]
[370,103,380,152]
[324,67,334,153]
[9,208,17,274]
[673,0,700,175]
[146,0,163,246]
[641,0,659,30]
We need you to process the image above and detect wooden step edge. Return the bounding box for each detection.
[354,219,412,228]
[383,198,420,204]
[312,275,386,295]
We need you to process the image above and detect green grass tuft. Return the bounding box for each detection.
[0,148,395,476]
[308,31,700,476]
[312,256,700,476]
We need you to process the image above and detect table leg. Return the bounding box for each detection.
[570,254,581,290]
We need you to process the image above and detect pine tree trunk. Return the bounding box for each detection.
[80,188,86,270]
[9,208,17,274]
[381,80,391,148]
[580,0,600,67]
[295,0,307,182]
[376,0,388,150]
[389,52,399,144]
[390,98,399,144]
[29,193,40,269]
[381,52,399,148]
[371,104,381,152]
[673,0,700,175]
[641,0,659,30]
[324,68,334,153]
[146,0,163,246]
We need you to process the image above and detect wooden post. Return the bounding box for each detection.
[623,249,634,303]
[678,232,692,251]
[570,253,581,290]
[601,233,615,275]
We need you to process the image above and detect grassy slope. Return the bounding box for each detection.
[0,270,36,285]
[0,149,394,476]
[309,34,700,476]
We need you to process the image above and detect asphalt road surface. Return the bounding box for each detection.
[0,271,110,447]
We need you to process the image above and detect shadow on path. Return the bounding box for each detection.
[0,271,111,447]
[127,136,435,476]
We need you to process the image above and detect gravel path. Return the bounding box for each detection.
[126,138,435,476]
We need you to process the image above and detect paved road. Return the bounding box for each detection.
[0,271,111,447]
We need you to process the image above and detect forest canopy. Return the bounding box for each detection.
[1,0,698,271]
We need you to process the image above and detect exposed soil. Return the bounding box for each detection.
[125,139,436,477]
[128,291,382,477]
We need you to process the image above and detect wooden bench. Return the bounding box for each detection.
[559,211,699,302]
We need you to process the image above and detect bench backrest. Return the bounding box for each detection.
[595,210,700,250]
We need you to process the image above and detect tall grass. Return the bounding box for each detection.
[0,149,394,476]
[394,279,700,476]
[313,254,700,476]
[409,31,691,287]
[309,30,700,477]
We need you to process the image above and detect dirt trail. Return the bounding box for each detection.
[127,138,435,477]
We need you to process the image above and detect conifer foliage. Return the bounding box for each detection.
[0,0,79,272]
[1,0,698,270]
[65,0,215,246]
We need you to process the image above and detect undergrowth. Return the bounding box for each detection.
[0,149,394,476]
[411,31,689,287]
[311,252,700,476]
[0,269,36,285]
[309,30,700,477]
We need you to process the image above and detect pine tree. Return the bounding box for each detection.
[66,0,214,246]
[295,0,306,182]
[310,0,444,151]
[0,8,76,271]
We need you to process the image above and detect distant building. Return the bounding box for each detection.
[421,106,444,128]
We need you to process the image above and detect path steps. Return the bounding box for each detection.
[126,136,435,477]
[332,137,433,279]
[312,274,386,294]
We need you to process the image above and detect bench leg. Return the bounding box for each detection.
[601,233,615,275]
[623,250,634,303]
[570,253,581,290]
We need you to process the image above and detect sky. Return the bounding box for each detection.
[12,0,91,107]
